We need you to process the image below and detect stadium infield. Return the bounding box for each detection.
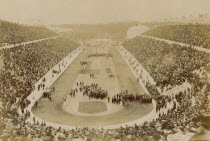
[78,101,107,114]
[32,45,153,127]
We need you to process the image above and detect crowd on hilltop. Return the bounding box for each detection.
[122,36,210,91]
[0,20,58,46]
[143,24,210,49]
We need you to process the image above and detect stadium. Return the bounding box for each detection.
[1,0,210,141]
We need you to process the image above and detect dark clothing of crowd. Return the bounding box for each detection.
[0,20,58,46]
[143,24,210,49]
[123,36,209,92]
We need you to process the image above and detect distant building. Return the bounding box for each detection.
[86,39,117,46]
[127,25,150,39]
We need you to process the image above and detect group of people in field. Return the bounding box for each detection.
[67,82,108,100]
[66,81,154,107]
[111,92,152,106]
[83,83,108,99]
[89,73,95,78]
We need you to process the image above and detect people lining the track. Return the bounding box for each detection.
[1,36,79,109]
[0,37,80,140]
[0,76,208,141]
[111,92,152,106]
[123,36,210,93]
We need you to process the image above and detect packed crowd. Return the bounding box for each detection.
[0,37,80,140]
[0,25,209,140]
[154,77,209,133]
[0,20,58,46]
[143,24,210,49]
[0,114,166,141]
[122,36,210,91]
[1,72,208,141]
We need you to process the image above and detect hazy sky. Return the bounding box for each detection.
[0,0,210,24]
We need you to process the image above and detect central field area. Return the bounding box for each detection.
[78,101,107,114]
[32,45,153,127]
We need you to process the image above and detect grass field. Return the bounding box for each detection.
[78,101,107,114]
[32,45,153,127]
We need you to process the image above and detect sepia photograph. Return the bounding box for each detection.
[0,0,210,140]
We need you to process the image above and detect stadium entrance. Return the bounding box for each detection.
[86,39,117,46]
